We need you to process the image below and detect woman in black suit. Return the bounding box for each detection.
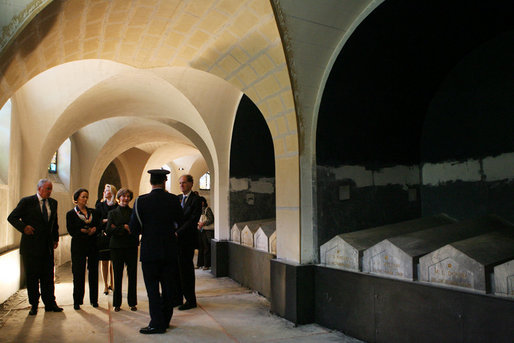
[66,188,100,310]
[106,188,139,312]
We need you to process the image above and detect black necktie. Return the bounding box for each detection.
[42,199,49,222]
[181,195,187,208]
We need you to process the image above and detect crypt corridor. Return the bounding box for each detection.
[0,1,513,342]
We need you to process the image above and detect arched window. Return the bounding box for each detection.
[199,172,210,190]
[48,151,57,174]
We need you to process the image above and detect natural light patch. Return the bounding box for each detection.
[200,172,210,190]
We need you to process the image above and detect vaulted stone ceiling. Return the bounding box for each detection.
[0,0,378,261]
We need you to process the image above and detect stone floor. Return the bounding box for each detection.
[0,261,363,343]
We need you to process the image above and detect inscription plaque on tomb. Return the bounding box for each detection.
[362,216,506,281]
[239,219,275,248]
[320,214,455,271]
[494,259,514,298]
[419,229,514,293]
[230,223,241,244]
[254,221,276,252]
[241,223,260,247]
[365,245,408,279]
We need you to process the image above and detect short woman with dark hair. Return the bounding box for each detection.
[66,188,100,310]
[106,188,139,312]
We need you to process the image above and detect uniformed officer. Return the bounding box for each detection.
[129,169,183,334]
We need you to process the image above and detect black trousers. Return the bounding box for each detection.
[111,247,138,307]
[22,253,56,307]
[177,245,196,304]
[71,242,99,305]
[142,259,176,329]
[197,230,214,268]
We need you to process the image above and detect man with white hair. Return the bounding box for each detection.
[8,179,63,315]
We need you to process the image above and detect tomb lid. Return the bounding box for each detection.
[335,214,455,251]
[447,230,514,266]
[384,215,510,258]
[233,218,275,231]
[257,221,276,236]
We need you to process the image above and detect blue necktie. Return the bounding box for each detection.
[42,199,49,222]
[181,195,187,208]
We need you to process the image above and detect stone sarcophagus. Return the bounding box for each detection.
[254,221,276,253]
[269,231,277,255]
[240,219,275,248]
[320,214,455,271]
[231,219,262,244]
[362,216,507,281]
[230,222,243,244]
[494,259,514,298]
[419,229,514,293]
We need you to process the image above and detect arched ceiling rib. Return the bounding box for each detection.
[37,67,215,176]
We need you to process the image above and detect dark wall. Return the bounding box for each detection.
[316,0,514,245]
[230,95,275,225]
[317,166,420,246]
[228,242,274,299]
[229,178,275,226]
[97,162,121,200]
[315,267,514,343]
[421,31,514,222]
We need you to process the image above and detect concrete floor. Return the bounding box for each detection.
[0,261,362,343]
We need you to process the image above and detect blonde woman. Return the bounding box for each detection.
[95,184,117,294]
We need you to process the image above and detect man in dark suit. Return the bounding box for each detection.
[176,174,202,310]
[130,169,183,334]
[8,179,63,315]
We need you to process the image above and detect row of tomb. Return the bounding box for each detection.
[230,219,277,255]
[320,214,514,298]
[229,215,514,298]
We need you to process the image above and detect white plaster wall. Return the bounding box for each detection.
[482,153,514,182]
[0,186,10,249]
[56,139,71,191]
[422,153,514,185]
[0,249,21,304]
[0,99,11,184]
[332,165,420,187]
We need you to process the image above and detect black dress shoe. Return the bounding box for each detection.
[74,304,80,310]
[91,303,99,308]
[178,302,197,311]
[29,305,38,315]
[139,326,166,334]
[45,305,63,312]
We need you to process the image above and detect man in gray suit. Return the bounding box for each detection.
[8,179,63,315]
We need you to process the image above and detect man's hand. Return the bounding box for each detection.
[123,224,130,233]
[54,241,59,249]
[88,227,97,235]
[24,225,35,235]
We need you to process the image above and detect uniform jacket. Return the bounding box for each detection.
[8,195,59,256]
[130,188,184,262]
